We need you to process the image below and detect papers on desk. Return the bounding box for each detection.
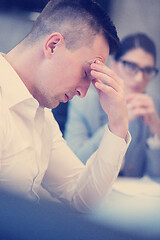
[113,176,160,198]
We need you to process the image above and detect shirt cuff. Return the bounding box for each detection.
[105,124,131,145]
[99,124,131,166]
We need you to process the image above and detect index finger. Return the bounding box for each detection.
[91,60,116,77]
[91,60,121,85]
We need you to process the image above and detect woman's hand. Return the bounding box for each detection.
[127,93,160,136]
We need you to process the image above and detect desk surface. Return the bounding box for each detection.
[89,176,160,239]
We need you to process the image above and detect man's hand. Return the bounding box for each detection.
[90,60,128,140]
[127,93,160,136]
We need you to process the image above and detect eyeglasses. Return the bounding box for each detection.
[119,59,159,80]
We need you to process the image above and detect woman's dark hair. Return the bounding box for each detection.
[114,33,157,63]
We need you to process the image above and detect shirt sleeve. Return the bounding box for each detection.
[43,117,131,212]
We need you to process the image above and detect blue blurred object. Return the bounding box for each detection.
[0,0,111,12]
[0,0,49,12]
[0,189,149,240]
[52,102,69,136]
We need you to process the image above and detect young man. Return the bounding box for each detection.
[0,0,130,212]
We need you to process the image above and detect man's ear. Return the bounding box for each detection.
[44,32,64,58]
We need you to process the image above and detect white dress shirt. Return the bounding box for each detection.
[0,54,130,211]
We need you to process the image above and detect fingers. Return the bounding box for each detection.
[126,93,158,124]
[127,93,155,112]
[90,60,124,94]
[127,100,153,111]
[94,80,115,97]
[129,106,153,117]
[91,60,118,80]
[127,93,153,105]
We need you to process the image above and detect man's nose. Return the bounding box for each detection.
[76,81,91,98]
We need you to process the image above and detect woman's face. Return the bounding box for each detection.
[111,48,156,95]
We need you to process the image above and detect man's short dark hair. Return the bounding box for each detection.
[27,0,120,54]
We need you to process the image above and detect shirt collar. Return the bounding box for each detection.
[0,53,39,108]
